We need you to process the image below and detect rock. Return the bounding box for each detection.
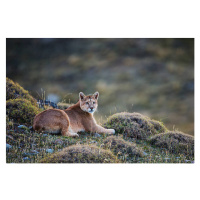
[6,144,12,151]
[94,133,101,137]
[23,157,31,161]
[22,150,39,156]
[18,125,27,129]
[30,150,39,154]
[143,151,148,156]
[46,149,54,153]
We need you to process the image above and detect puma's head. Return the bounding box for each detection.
[79,91,99,114]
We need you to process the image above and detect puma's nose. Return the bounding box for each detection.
[90,107,93,110]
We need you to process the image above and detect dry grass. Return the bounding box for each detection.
[40,144,119,163]
[105,112,168,139]
[148,131,194,156]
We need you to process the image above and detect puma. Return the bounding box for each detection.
[33,92,115,137]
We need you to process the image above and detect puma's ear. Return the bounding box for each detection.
[93,91,99,100]
[79,92,85,100]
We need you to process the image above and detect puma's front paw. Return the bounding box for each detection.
[108,129,115,134]
[73,133,79,137]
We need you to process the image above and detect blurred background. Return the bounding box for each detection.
[6,38,194,135]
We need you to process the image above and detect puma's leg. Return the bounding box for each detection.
[67,131,79,137]
[61,127,79,137]
[92,125,115,135]
[33,124,43,133]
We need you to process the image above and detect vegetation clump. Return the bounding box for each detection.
[103,136,144,158]
[40,145,118,163]
[148,131,194,156]
[105,112,168,139]
[6,98,40,125]
[6,77,37,106]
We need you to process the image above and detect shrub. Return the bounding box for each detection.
[105,112,168,139]
[6,98,40,125]
[40,145,119,163]
[103,136,144,158]
[6,77,37,106]
[148,131,194,156]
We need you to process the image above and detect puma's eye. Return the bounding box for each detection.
[86,102,89,105]
[93,102,95,104]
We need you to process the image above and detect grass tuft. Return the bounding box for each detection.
[40,144,119,163]
[148,131,194,157]
[105,112,168,139]
[102,136,144,162]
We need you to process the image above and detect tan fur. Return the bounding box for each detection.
[33,92,115,137]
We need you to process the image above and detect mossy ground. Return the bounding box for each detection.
[6,78,41,126]
[6,78,194,163]
[6,98,40,125]
[6,123,194,163]
[6,77,37,106]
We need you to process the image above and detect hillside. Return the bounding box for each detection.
[6,78,194,163]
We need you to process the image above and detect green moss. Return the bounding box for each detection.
[105,112,168,139]
[103,136,144,159]
[40,144,119,163]
[6,77,37,106]
[6,98,40,125]
[148,131,194,156]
